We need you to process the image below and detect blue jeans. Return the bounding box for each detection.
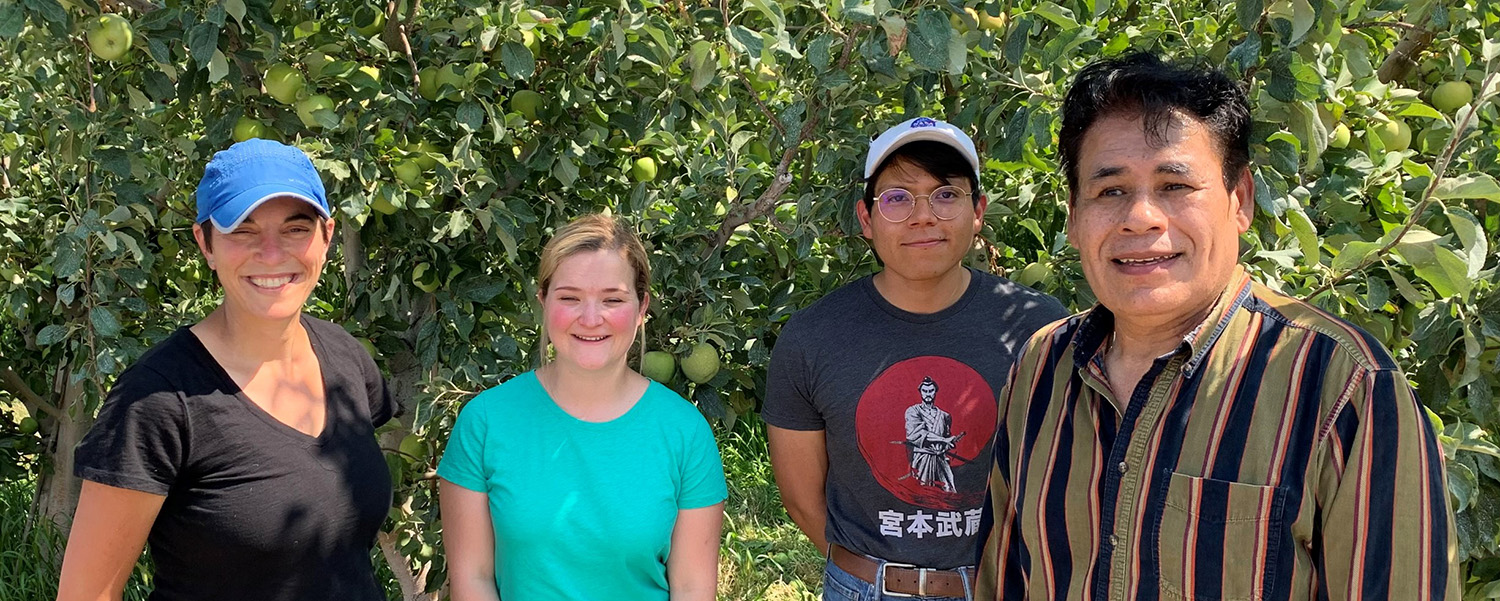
[821,556,973,601]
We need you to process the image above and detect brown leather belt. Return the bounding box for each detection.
[830,544,973,598]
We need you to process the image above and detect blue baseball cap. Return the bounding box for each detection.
[195,139,331,233]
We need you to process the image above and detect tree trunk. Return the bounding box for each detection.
[1376,25,1434,83]
[37,367,88,535]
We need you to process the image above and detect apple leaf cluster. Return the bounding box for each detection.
[1,0,1500,597]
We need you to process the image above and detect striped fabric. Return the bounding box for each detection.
[975,268,1458,601]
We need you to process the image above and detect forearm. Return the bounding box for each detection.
[448,576,501,601]
[783,498,830,554]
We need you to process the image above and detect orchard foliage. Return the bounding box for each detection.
[1,0,1499,597]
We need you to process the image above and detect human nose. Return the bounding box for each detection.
[1118,193,1166,234]
[579,301,605,325]
[254,230,287,260]
[905,195,940,225]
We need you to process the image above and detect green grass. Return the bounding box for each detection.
[0,417,818,601]
[716,416,825,601]
[0,479,151,601]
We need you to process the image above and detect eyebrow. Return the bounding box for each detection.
[1087,162,1195,181]
[551,285,631,293]
[242,213,318,226]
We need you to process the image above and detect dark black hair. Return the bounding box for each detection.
[862,141,980,209]
[1058,51,1251,196]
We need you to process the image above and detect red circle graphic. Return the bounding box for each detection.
[854,356,997,510]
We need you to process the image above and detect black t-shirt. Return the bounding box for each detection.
[75,315,398,601]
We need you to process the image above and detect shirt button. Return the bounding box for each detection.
[1117,461,1128,474]
[1110,534,1119,546]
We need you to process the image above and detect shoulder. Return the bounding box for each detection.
[1244,281,1397,373]
[640,382,711,427]
[302,315,364,354]
[967,270,1070,318]
[457,372,542,420]
[781,277,875,332]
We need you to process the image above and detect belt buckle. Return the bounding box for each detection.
[878,561,927,598]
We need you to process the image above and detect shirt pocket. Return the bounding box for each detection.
[1152,471,1288,601]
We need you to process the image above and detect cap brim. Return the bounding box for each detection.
[207,185,331,233]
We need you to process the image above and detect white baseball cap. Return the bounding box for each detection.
[864,117,981,188]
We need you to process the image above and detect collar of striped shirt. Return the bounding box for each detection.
[1071,267,1254,380]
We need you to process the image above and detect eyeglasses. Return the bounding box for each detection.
[873,185,972,222]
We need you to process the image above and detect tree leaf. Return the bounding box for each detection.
[187,22,219,68]
[90,306,122,338]
[223,0,247,24]
[36,324,68,346]
[1237,0,1263,31]
[0,4,25,38]
[208,49,229,83]
[499,41,535,80]
[21,0,65,24]
[1433,174,1500,202]
[906,9,949,71]
[1031,1,1079,28]
[688,40,716,91]
[1331,240,1381,272]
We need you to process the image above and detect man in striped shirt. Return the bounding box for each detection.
[975,52,1458,601]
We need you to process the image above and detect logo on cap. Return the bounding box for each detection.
[910,117,937,128]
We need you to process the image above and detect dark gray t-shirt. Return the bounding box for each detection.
[764,268,1067,569]
[74,315,397,601]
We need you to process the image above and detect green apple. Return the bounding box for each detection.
[405,140,440,170]
[1328,123,1351,149]
[976,7,1007,31]
[1013,261,1053,287]
[631,156,658,182]
[521,29,541,55]
[353,5,385,36]
[435,64,466,99]
[232,117,269,142]
[680,342,720,384]
[86,14,133,62]
[264,64,306,104]
[18,416,38,435]
[1415,127,1450,154]
[371,195,398,215]
[358,337,379,357]
[641,350,676,383]
[1373,118,1411,152]
[416,66,441,101]
[393,159,423,186]
[1432,81,1474,112]
[510,89,544,120]
[412,262,440,293]
[398,433,423,458]
[304,52,332,78]
[295,94,337,128]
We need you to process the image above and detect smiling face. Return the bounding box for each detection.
[857,158,987,287]
[540,248,648,373]
[193,196,334,324]
[1066,111,1254,331]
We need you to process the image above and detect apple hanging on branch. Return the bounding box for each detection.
[85,14,134,62]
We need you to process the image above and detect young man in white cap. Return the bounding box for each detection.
[765,118,1068,600]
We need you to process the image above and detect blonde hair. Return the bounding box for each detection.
[535,214,652,366]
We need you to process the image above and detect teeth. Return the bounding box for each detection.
[577,335,606,341]
[249,275,293,288]
[1117,255,1176,265]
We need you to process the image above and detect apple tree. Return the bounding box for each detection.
[1,0,1499,598]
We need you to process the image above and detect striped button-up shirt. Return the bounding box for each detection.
[976,269,1457,601]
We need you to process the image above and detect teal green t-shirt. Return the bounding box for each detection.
[436,371,727,601]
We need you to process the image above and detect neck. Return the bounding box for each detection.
[1108,296,1219,363]
[198,306,306,364]
[538,359,638,405]
[872,266,971,314]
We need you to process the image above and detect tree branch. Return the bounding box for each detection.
[1375,23,1434,83]
[376,531,424,601]
[707,95,828,254]
[0,365,63,420]
[1345,21,1425,32]
[1310,70,1497,300]
[384,0,421,83]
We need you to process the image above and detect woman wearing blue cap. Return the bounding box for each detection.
[57,139,398,601]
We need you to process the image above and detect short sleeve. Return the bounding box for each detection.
[762,318,824,430]
[362,352,399,427]
[676,413,727,510]
[436,394,489,492]
[74,366,188,496]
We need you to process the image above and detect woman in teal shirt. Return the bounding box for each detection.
[438,214,726,601]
